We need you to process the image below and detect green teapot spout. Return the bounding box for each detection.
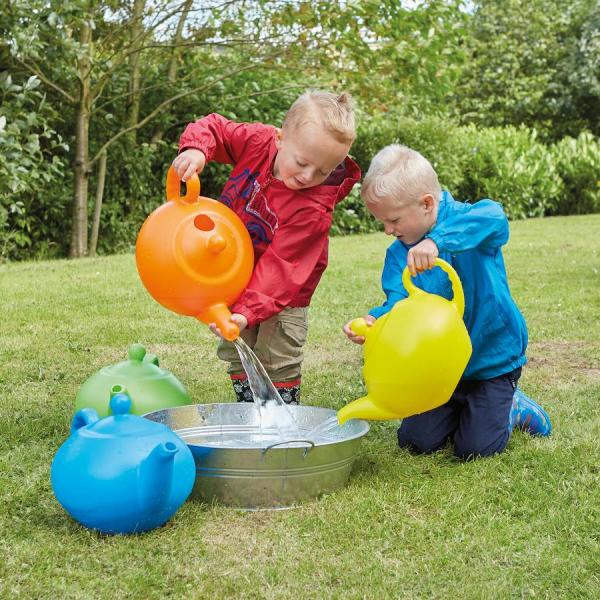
[337,395,401,425]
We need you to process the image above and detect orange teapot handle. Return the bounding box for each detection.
[401,258,465,317]
[166,165,200,203]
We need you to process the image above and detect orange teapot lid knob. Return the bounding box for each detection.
[207,234,227,254]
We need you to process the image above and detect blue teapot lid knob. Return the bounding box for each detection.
[110,393,132,415]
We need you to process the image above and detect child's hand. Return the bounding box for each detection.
[208,313,248,339]
[407,238,439,276]
[172,149,206,182]
[342,315,376,345]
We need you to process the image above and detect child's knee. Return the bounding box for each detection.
[453,431,510,461]
[397,428,447,454]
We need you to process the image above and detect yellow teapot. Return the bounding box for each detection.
[337,259,472,425]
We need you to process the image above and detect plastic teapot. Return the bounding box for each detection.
[337,259,472,425]
[136,166,254,341]
[51,393,196,534]
[75,344,190,417]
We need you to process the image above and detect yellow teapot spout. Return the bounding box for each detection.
[337,395,401,425]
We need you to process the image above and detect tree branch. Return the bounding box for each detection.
[90,0,307,94]
[223,83,306,104]
[89,60,275,166]
[14,58,75,103]
[89,1,194,90]
[93,81,168,114]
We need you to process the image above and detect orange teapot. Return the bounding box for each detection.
[135,167,254,341]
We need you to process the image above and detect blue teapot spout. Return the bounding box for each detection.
[139,441,178,513]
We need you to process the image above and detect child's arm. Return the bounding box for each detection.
[406,201,508,275]
[426,199,509,254]
[229,208,331,328]
[341,246,409,341]
[176,113,271,176]
[369,247,409,319]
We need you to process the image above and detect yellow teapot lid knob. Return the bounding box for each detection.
[350,318,370,338]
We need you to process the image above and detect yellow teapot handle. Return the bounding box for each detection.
[401,258,465,317]
[166,165,201,204]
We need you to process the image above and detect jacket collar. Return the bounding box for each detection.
[397,190,453,250]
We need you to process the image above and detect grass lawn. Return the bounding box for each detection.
[1,214,599,599]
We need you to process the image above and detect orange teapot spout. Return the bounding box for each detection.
[135,167,254,341]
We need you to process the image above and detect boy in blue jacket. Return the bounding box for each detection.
[343,144,551,460]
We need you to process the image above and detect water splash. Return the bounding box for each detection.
[233,337,299,433]
[304,415,351,440]
[198,337,354,448]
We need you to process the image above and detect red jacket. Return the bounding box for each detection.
[179,113,361,328]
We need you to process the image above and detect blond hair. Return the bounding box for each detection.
[282,90,356,145]
[361,144,442,205]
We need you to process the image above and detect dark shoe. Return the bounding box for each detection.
[231,378,254,403]
[274,384,300,405]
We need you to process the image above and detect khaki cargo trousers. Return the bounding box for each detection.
[217,306,309,383]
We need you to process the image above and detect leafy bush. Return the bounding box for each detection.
[339,114,469,235]
[456,125,563,218]
[549,132,600,215]
[331,183,382,236]
[353,113,467,192]
[0,73,68,260]
[2,90,599,259]
[345,115,575,229]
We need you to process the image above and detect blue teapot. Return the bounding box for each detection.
[51,393,196,534]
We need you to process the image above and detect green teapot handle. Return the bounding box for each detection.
[401,258,465,317]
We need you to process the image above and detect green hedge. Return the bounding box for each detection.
[550,133,600,215]
[332,115,599,234]
[2,109,599,260]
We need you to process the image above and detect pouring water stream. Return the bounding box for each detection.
[231,337,348,445]
[233,338,299,432]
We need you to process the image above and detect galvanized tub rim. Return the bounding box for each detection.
[143,403,370,509]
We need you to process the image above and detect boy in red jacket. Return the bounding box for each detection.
[172,91,360,404]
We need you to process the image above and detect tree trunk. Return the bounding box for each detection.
[126,0,146,139]
[69,21,92,258]
[167,0,192,82]
[151,0,192,144]
[88,151,107,257]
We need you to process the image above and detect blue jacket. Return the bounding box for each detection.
[368,191,528,380]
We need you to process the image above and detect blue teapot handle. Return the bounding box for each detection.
[71,408,100,433]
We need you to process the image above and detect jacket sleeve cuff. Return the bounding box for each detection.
[178,141,212,161]
[231,303,258,329]
[368,305,389,319]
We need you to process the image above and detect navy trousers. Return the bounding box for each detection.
[398,368,521,460]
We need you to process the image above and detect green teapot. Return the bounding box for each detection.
[75,344,191,416]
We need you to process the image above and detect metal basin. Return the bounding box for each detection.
[144,403,369,509]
